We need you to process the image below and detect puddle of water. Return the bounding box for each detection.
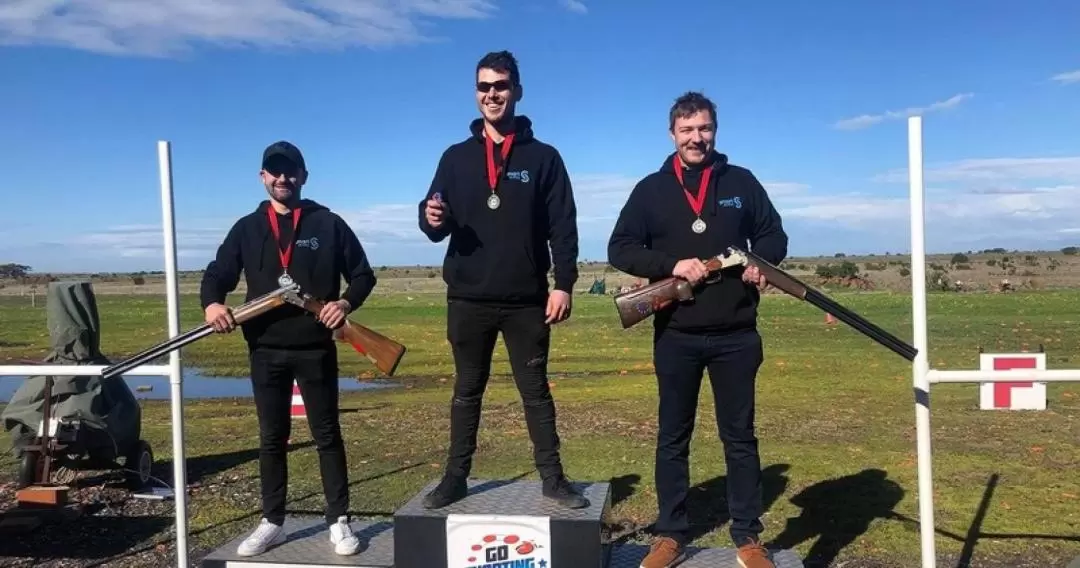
[0,366,400,403]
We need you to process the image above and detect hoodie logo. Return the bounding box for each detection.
[506,170,530,183]
[296,237,319,250]
[717,196,742,209]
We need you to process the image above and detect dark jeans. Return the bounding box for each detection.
[249,343,348,525]
[651,326,765,547]
[443,298,564,480]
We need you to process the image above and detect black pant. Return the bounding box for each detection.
[651,326,765,546]
[249,343,348,525]
[443,299,564,480]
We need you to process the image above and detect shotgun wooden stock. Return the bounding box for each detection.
[612,252,747,329]
[298,298,407,377]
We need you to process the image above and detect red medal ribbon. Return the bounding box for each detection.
[267,206,302,272]
[673,155,712,218]
[485,132,515,193]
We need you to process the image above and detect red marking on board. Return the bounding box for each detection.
[516,542,534,555]
[471,544,481,551]
[504,534,519,544]
[483,534,496,543]
[992,357,1036,408]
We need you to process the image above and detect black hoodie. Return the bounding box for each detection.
[417,115,579,305]
[200,198,377,349]
[607,151,788,334]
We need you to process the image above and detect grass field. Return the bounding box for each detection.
[1,288,1079,567]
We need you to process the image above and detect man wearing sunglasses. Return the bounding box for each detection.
[200,141,378,557]
[417,51,586,510]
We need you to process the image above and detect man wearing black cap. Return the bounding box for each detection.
[607,92,787,568]
[417,50,587,510]
[200,141,378,557]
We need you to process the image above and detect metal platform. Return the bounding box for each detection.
[609,543,804,568]
[394,478,610,520]
[199,517,394,568]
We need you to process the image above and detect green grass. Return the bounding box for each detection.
[2,289,1079,566]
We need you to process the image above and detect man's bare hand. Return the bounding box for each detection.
[742,264,768,291]
[672,258,709,285]
[204,303,236,333]
[545,290,572,324]
[425,195,446,228]
[317,299,350,330]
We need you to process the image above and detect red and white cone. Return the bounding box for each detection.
[825,313,837,325]
[291,381,306,419]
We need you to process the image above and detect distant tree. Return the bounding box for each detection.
[1062,246,1079,256]
[0,263,31,279]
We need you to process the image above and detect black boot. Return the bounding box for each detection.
[542,474,589,509]
[422,473,468,509]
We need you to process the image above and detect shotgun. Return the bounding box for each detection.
[101,284,302,379]
[102,284,407,379]
[613,247,918,361]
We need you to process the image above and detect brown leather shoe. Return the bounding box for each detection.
[639,536,686,568]
[736,539,775,568]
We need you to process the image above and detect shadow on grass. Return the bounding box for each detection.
[185,440,316,485]
[768,468,904,567]
[609,473,641,507]
[684,463,792,542]
[0,504,172,561]
[887,472,1080,567]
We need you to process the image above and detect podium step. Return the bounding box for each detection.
[199,517,394,568]
[393,478,611,568]
[609,543,804,567]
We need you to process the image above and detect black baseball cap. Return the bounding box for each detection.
[262,140,306,170]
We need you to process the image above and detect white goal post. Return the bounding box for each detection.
[907,115,1080,567]
[0,141,189,568]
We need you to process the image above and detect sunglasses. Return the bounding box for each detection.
[262,156,302,178]
[476,80,513,93]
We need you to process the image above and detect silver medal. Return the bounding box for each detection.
[691,218,707,234]
[487,194,501,210]
[278,272,294,288]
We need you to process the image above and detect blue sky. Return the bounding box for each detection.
[1,0,1078,274]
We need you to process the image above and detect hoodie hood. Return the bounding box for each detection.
[659,150,730,216]
[469,115,536,143]
[43,281,108,364]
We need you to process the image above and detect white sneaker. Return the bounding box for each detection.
[329,516,360,555]
[236,518,286,556]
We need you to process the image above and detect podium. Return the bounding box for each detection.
[199,478,803,567]
[394,478,610,567]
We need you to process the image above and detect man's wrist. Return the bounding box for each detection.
[336,298,352,312]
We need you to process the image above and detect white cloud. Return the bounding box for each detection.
[558,0,587,14]
[871,156,1080,184]
[0,0,496,56]
[1050,69,1080,84]
[771,155,1080,250]
[832,93,974,131]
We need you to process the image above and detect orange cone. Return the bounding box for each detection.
[825,313,837,325]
